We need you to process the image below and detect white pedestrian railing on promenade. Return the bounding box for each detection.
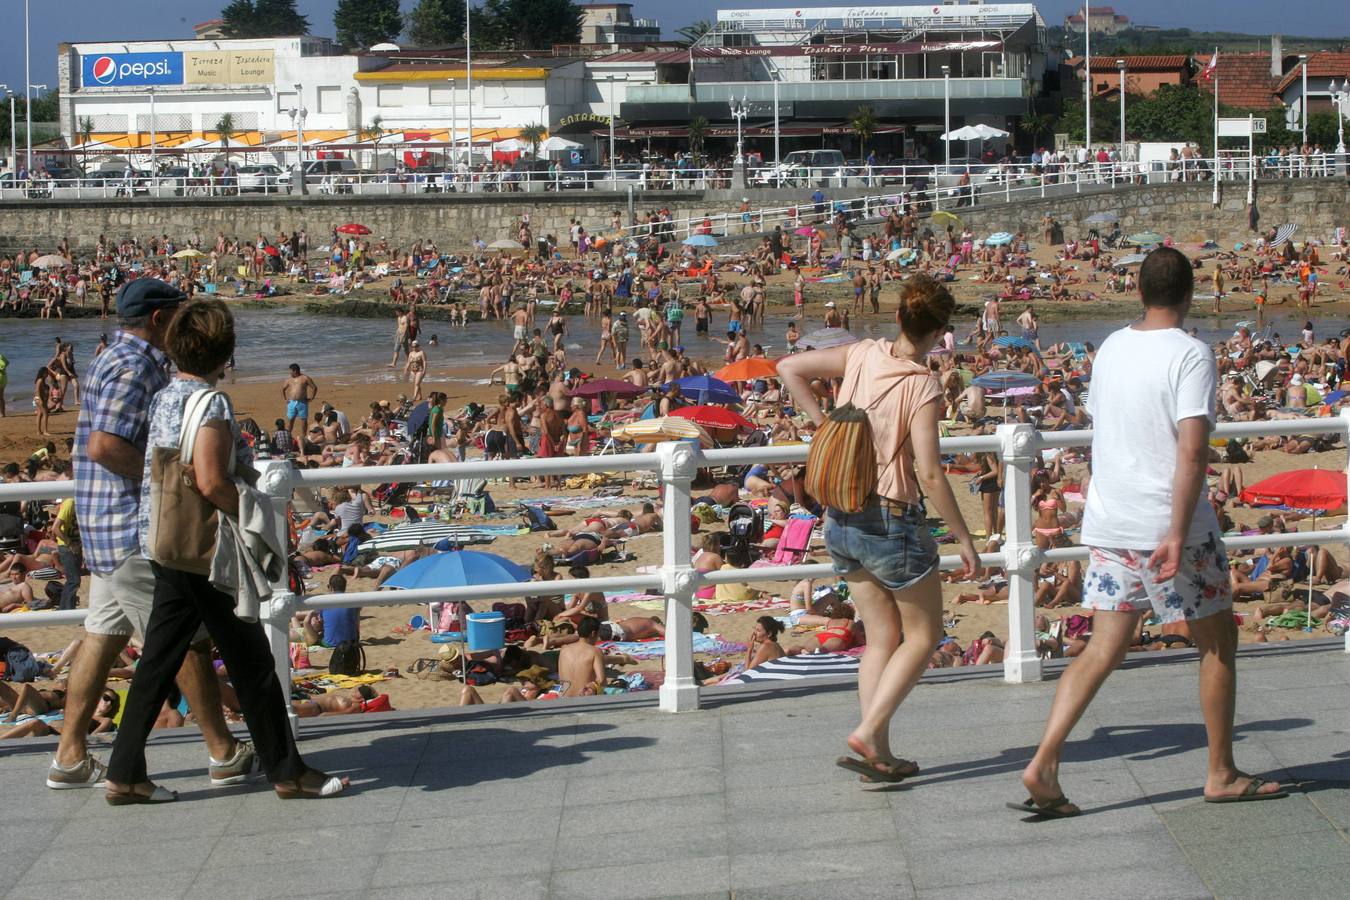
[2,416,1348,727]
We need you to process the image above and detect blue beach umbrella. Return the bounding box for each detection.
[985,232,1014,246]
[972,371,1041,391]
[666,374,741,405]
[383,549,531,591]
[682,234,719,247]
[993,335,1038,353]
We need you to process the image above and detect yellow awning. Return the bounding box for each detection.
[355,67,548,83]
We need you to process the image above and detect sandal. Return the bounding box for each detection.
[1006,795,1080,818]
[105,783,178,806]
[275,769,349,800]
[835,756,919,784]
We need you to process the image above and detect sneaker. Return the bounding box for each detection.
[47,754,108,790]
[208,740,262,786]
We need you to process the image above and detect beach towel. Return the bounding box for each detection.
[693,596,790,614]
[752,516,817,567]
[366,521,517,551]
[599,633,746,659]
[721,652,860,685]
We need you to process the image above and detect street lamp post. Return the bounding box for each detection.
[27,82,47,173]
[148,87,157,182]
[0,86,14,175]
[24,0,31,172]
[772,73,780,170]
[1331,79,1348,156]
[465,0,473,190]
[608,75,617,186]
[1299,54,1308,147]
[941,64,951,171]
[290,83,307,193]
[1116,59,1126,160]
[1083,5,1091,155]
[729,95,748,165]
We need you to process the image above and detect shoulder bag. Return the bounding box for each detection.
[149,388,236,575]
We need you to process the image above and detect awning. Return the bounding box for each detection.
[601,122,908,139]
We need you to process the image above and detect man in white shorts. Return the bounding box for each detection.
[1013,248,1286,817]
[51,279,259,791]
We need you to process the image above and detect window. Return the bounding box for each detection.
[277,91,299,113]
[317,86,341,114]
[429,85,455,106]
[377,86,404,108]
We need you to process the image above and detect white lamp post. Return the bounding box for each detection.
[608,75,617,184]
[1083,4,1091,153]
[729,95,749,165]
[27,82,47,173]
[772,72,780,170]
[1332,79,1348,156]
[23,0,31,172]
[941,64,951,171]
[1299,54,1308,147]
[148,87,157,179]
[290,83,307,191]
[1,86,14,175]
[1116,59,1126,157]
[465,0,473,188]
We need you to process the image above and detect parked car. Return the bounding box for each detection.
[751,149,849,186]
[300,158,358,189]
[237,164,289,193]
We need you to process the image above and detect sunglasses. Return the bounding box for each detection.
[100,694,116,703]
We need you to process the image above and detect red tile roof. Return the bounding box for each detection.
[1195,52,1280,110]
[1068,55,1192,71]
[1273,51,1350,94]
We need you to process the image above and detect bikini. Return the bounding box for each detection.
[1033,497,1063,537]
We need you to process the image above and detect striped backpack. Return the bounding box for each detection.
[804,349,906,513]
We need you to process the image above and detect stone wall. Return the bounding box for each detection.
[1,177,1345,254]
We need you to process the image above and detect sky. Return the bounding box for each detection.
[2,1,1341,95]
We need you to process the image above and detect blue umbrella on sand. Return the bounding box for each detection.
[666,374,740,405]
[985,232,1014,246]
[682,234,719,247]
[383,549,531,592]
[973,371,1041,391]
[993,335,1038,353]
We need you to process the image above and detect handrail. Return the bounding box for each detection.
[3,413,1348,723]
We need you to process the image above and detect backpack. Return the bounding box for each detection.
[2,640,43,683]
[328,640,365,677]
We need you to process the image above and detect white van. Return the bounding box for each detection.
[752,149,849,186]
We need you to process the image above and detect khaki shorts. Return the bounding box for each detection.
[85,556,207,641]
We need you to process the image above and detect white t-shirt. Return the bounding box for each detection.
[1082,326,1220,549]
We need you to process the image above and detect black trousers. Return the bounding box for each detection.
[107,563,304,787]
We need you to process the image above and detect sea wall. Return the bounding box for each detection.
[0,177,1345,254]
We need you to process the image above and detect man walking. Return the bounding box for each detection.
[1013,248,1285,817]
[49,279,257,790]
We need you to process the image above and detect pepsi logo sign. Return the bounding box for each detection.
[90,56,117,84]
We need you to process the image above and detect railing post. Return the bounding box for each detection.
[656,440,700,711]
[997,423,1043,683]
[256,458,301,735]
[1343,409,1350,654]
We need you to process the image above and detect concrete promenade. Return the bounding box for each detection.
[1,639,1347,899]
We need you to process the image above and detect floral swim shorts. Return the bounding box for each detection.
[1082,534,1232,624]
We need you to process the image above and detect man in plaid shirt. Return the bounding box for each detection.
[49,279,259,792]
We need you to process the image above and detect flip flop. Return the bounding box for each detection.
[835,756,919,784]
[1203,776,1289,804]
[1006,795,1080,818]
[105,784,178,806]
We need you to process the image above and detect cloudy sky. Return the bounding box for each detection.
[2,1,1330,93]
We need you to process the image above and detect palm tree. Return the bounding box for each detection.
[850,105,877,160]
[361,116,383,169]
[214,113,236,168]
[676,19,712,45]
[1019,112,1055,148]
[520,123,547,159]
[687,115,708,165]
[77,116,94,173]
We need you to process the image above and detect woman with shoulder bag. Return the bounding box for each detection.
[105,299,348,804]
[778,274,980,783]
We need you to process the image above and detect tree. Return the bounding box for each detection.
[214,113,236,165]
[77,116,94,171]
[520,123,547,158]
[676,19,712,45]
[408,0,466,46]
[471,0,581,51]
[361,116,384,144]
[334,0,403,50]
[688,115,708,164]
[220,0,309,38]
[850,105,877,159]
[1019,111,1056,148]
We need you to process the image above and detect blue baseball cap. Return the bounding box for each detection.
[116,278,186,318]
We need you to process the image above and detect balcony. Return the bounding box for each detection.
[626,77,1025,105]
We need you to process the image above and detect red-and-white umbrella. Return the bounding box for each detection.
[669,405,754,432]
[336,223,372,235]
[1239,469,1347,511]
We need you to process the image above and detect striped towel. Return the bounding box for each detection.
[694,596,790,614]
[721,653,859,685]
[600,633,746,660]
[366,521,521,551]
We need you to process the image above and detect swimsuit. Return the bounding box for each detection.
[287,399,309,421]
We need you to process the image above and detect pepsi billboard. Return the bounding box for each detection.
[81,52,184,88]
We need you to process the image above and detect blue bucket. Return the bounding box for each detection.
[466,612,506,651]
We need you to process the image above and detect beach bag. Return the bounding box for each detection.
[149,389,234,575]
[328,640,365,676]
[805,350,906,513]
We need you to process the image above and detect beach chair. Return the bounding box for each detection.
[751,516,818,568]
[450,477,494,516]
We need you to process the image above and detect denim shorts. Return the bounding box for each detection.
[824,498,938,591]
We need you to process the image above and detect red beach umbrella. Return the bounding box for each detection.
[669,405,754,431]
[1239,469,1347,511]
[336,223,372,235]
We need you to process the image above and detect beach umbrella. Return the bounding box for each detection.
[263,246,281,256]
[540,136,582,152]
[993,335,1038,353]
[1084,212,1118,225]
[612,416,714,448]
[798,327,859,351]
[1114,253,1148,267]
[669,405,754,432]
[571,378,644,397]
[336,223,372,235]
[31,254,71,269]
[666,375,740,405]
[886,248,918,265]
[931,211,963,229]
[171,248,205,259]
[715,357,779,382]
[487,238,521,250]
[403,402,431,440]
[972,371,1041,391]
[1238,468,1348,632]
[1127,231,1165,246]
[940,124,1009,141]
[382,548,531,591]
[493,138,527,152]
[1271,223,1298,249]
[794,226,816,236]
[985,232,1014,246]
[1323,390,1348,405]
[682,234,719,247]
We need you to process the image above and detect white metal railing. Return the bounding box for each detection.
[3,415,1348,725]
[3,154,1343,205]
